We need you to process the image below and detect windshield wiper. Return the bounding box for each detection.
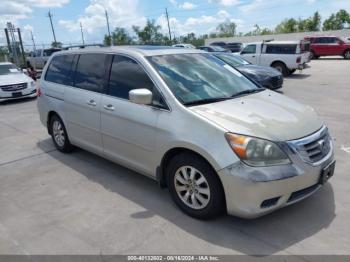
[231,88,265,98]
[183,97,231,106]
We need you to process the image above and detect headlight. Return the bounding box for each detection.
[225,133,291,167]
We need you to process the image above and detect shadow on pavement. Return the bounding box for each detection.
[285,74,311,79]
[0,97,37,106]
[38,140,336,255]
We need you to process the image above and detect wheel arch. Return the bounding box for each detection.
[270,60,287,68]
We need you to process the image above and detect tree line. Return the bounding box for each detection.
[103,9,350,47]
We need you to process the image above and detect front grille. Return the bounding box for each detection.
[287,184,319,203]
[271,75,283,88]
[1,83,27,92]
[288,126,332,164]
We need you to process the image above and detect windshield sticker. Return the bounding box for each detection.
[223,64,243,77]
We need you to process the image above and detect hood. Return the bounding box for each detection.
[0,73,32,86]
[189,90,323,141]
[237,65,282,78]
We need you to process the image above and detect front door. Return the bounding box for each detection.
[101,55,168,174]
[240,44,258,64]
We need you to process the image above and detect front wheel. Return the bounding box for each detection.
[166,153,225,219]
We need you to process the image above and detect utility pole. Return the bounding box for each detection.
[165,8,172,43]
[105,9,112,46]
[30,30,36,51]
[80,22,85,45]
[47,11,57,43]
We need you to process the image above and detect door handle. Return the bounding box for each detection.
[104,104,115,111]
[87,99,97,106]
[252,55,256,58]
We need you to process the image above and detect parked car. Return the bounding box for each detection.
[210,41,227,48]
[0,62,36,102]
[305,36,350,59]
[198,45,230,52]
[172,44,196,49]
[240,41,310,76]
[38,46,335,219]
[226,42,243,53]
[214,53,283,90]
[27,48,61,69]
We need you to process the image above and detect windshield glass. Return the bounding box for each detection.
[0,64,21,75]
[147,53,259,105]
[215,54,250,67]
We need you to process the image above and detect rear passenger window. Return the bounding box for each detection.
[108,55,167,108]
[74,54,108,93]
[266,45,297,54]
[45,55,75,85]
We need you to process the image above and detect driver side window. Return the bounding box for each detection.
[108,55,167,109]
[241,45,256,54]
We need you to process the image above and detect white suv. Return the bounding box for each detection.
[37,46,335,219]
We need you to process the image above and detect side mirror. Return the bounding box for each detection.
[129,89,153,105]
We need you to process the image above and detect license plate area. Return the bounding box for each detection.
[319,161,335,185]
[12,92,22,98]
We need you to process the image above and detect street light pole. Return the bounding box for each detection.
[47,11,57,43]
[80,22,85,45]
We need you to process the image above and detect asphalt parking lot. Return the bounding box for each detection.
[0,57,349,255]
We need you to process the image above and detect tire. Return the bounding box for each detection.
[272,62,289,77]
[49,114,74,153]
[289,69,296,75]
[344,50,350,60]
[310,51,319,59]
[166,153,225,219]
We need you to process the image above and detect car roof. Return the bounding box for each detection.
[0,62,14,66]
[53,45,204,57]
[245,41,300,45]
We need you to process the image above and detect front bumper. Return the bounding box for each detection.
[218,136,335,219]
[0,88,37,102]
[261,75,283,90]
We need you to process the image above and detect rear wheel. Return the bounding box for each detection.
[272,62,289,77]
[166,153,225,219]
[310,51,319,59]
[49,115,73,153]
[344,50,350,59]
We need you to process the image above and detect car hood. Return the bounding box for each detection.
[189,90,323,141]
[0,73,32,85]
[237,65,281,78]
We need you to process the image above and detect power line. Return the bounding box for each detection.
[47,11,57,43]
[105,9,112,46]
[80,22,85,45]
[165,8,172,42]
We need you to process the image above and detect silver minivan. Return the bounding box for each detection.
[37,46,335,219]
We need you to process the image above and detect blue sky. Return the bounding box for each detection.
[1,0,349,49]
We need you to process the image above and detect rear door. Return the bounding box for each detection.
[64,53,109,154]
[100,54,168,174]
[313,37,328,55]
[240,44,258,64]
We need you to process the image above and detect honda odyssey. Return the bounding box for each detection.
[37,46,335,219]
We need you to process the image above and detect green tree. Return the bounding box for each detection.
[216,21,237,37]
[104,27,133,46]
[132,19,164,44]
[275,18,298,33]
[51,41,63,48]
[323,9,350,30]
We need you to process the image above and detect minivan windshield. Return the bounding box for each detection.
[0,64,21,75]
[148,53,260,106]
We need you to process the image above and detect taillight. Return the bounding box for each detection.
[37,86,42,97]
[296,56,301,63]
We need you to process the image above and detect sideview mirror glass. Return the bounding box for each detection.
[129,89,153,105]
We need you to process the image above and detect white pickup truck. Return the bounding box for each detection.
[240,41,310,76]
[27,48,61,69]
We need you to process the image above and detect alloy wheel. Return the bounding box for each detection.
[52,120,65,147]
[174,166,210,210]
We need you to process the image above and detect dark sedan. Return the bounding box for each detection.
[214,53,283,90]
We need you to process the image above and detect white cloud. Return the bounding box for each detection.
[59,0,146,35]
[179,2,197,10]
[209,0,241,6]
